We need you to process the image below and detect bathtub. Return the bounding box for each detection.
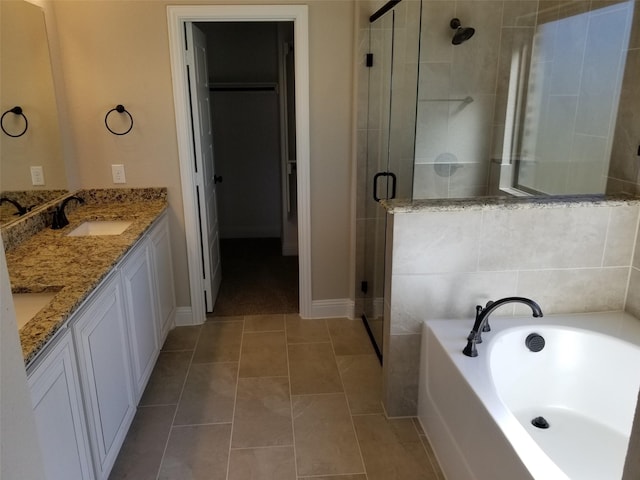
[417,311,640,480]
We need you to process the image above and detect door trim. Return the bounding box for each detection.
[167,5,311,323]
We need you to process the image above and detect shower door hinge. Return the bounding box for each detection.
[366,53,373,68]
[361,281,369,294]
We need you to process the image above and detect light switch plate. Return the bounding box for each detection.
[30,166,45,185]
[111,164,126,184]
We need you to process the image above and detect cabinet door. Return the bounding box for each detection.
[28,330,95,480]
[149,213,176,345]
[121,241,159,401]
[72,274,135,480]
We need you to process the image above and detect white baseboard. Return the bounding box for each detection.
[309,298,354,319]
[174,306,196,326]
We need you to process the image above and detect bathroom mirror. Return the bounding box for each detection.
[0,0,68,227]
[413,0,638,199]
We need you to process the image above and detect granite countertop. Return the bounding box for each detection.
[381,194,640,213]
[4,189,168,365]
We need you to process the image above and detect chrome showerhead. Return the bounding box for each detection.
[450,18,475,45]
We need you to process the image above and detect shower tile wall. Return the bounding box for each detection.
[414,0,507,199]
[381,201,640,416]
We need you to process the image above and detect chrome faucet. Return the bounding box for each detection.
[51,195,84,229]
[463,297,543,357]
[1,197,30,216]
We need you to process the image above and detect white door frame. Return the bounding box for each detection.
[167,5,312,324]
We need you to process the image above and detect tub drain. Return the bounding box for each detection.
[531,416,550,429]
[526,333,545,352]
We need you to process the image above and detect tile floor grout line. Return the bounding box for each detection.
[229,443,295,451]
[290,390,349,398]
[170,420,234,428]
[154,323,204,480]
[285,313,301,480]
[328,318,369,479]
[242,329,286,334]
[225,315,245,480]
[415,421,444,479]
[298,473,369,479]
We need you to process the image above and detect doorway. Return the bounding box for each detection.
[167,5,311,324]
[199,21,298,316]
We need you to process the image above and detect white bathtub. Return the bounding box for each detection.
[417,311,640,480]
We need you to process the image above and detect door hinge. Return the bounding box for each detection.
[366,53,373,68]
[361,281,368,294]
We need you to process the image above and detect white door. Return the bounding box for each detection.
[186,22,222,312]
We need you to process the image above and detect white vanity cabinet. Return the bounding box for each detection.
[26,211,175,480]
[71,271,136,480]
[120,239,159,402]
[28,329,95,480]
[148,211,175,346]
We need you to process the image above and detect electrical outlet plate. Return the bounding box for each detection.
[111,164,126,184]
[30,166,45,185]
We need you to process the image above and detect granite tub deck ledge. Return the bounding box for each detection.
[381,193,640,213]
[4,188,168,365]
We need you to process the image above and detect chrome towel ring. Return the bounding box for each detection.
[105,104,133,135]
[1,106,28,137]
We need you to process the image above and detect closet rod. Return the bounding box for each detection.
[210,83,278,93]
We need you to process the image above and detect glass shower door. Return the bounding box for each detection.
[361,10,394,361]
[360,0,421,362]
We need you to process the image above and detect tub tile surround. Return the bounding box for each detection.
[381,195,640,417]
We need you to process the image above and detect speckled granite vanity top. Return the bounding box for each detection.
[3,188,168,365]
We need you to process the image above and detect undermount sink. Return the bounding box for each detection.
[67,220,132,237]
[12,292,58,330]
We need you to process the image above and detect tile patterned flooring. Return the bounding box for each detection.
[109,314,444,480]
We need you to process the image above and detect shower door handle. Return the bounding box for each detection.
[373,171,397,202]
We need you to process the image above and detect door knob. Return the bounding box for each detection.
[214,174,223,184]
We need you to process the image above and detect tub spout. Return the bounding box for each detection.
[463,297,543,357]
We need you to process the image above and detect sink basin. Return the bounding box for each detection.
[67,220,132,236]
[12,292,58,329]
